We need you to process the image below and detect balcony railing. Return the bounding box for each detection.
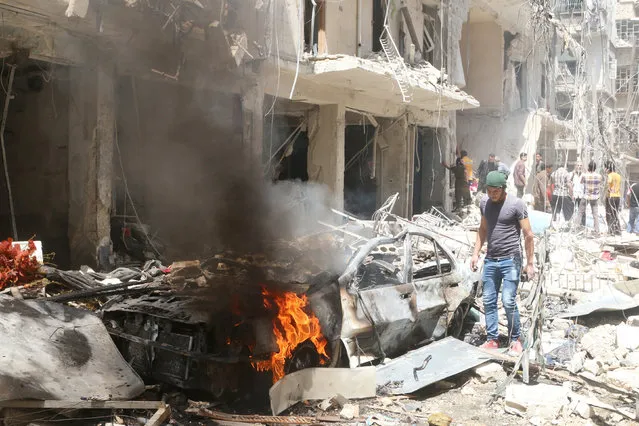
[556,0,583,14]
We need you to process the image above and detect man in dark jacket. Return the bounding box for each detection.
[477,153,497,192]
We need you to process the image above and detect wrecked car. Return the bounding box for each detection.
[100,229,477,396]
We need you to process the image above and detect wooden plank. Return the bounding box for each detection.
[145,405,171,426]
[0,400,165,410]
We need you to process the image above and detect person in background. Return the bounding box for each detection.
[442,158,472,210]
[514,152,527,198]
[477,153,497,193]
[575,160,602,235]
[627,181,639,234]
[533,163,552,212]
[551,165,573,223]
[605,161,622,236]
[495,156,510,177]
[572,162,586,226]
[535,153,544,173]
[471,171,535,355]
[461,150,474,185]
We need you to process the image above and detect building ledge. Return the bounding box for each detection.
[305,55,479,111]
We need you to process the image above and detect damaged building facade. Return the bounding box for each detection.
[0,0,619,269]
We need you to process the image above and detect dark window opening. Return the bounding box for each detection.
[566,60,577,76]
[504,31,517,71]
[276,133,309,182]
[304,0,324,54]
[344,125,377,217]
[414,127,442,213]
[514,61,527,108]
[373,0,385,52]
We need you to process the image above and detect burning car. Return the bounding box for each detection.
[100,228,477,397]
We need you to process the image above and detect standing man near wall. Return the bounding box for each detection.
[514,153,527,198]
[461,150,474,185]
[605,161,622,236]
[535,153,544,173]
[471,171,535,354]
[442,158,472,210]
[575,160,602,235]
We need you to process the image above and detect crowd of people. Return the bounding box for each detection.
[445,148,639,236]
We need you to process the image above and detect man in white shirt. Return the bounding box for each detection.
[572,162,585,226]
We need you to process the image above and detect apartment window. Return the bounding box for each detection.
[616,66,637,93]
[557,0,582,14]
[617,20,639,42]
[566,60,577,76]
[372,0,385,52]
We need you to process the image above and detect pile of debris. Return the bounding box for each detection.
[5,195,639,425]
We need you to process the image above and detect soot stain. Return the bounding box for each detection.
[54,328,92,367]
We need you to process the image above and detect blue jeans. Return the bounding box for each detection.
[629,207,639,233]
[482,257,522,342]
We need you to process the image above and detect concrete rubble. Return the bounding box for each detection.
[0,194,638,425]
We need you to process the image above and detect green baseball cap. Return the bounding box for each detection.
[486,171,507,188]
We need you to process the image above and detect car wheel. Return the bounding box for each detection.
[448,302,470,338]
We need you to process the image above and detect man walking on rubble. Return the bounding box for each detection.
[551,164,573,223]
[477,153,497,193]
[514,152,527,198]
[605,161,622,236]
[533,163,552,212]
[471,171,535,354]
[572,162,586,227]
[575,160,602,235]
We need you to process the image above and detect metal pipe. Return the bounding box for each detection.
[0,65,17,240]
[310,0,317,55]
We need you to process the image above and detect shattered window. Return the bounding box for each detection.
[616,66,635,93]
[410,235,452,280]
[617,20,639,42]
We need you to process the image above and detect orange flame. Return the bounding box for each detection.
[255,288,328,383]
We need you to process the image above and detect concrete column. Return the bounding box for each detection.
[241,75,264,166]
[308,104,345,209]
[442,113,455,212]
[68,63,98,267]
[377,116,412,217]
[96,57,116,251]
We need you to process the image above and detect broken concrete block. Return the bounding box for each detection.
[575,401,592,419]
[551,318,574,331]
[581,325,615,360]
[627,316,639,327]
[504,383,570,418]
[460,384,476,396]
[625,351,639,366]
[583,359,604,376]
[427,413,452,426]
[318,398,335,411]
[473,362,506,383]
[614,346,629,361]
[339,404,359,420]
[169,260,202,278]
[606,368,639,390]
[617,324,639,350]
[568,351,586,374]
